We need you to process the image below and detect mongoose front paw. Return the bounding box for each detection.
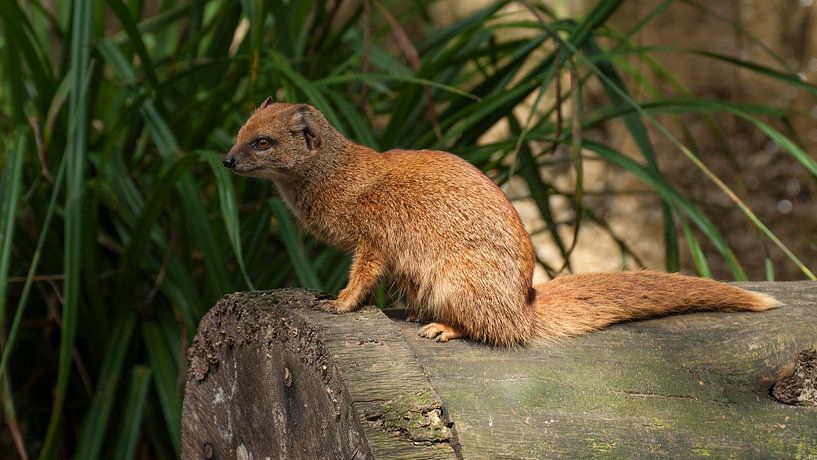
[317,299,360,314]
[418,322,462,342]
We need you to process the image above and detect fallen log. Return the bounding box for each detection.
[181,282,817,459]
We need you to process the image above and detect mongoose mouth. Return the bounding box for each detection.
[230,166,261,176]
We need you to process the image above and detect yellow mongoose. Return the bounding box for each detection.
[223,100,780,347]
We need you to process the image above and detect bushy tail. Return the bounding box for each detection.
[532,271,780,340]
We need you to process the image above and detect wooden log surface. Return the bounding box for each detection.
[182,282,817,459]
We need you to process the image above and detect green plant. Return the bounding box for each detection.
[0,0,814,457]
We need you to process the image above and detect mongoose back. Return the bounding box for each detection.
[223,100,780,347]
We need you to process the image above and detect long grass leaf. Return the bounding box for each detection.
[418,1,507,53]
[202,151,254,289]
[584,140,747,279]
[0,149,67,383]
[104,0,163,96]
[118,153,200,291]
[0,129,26,331]
[40,1,94,456]
[680,0,793,70]
[690,49,817,96]
[0,1,54,111]
[315,73,481,100]
[0,131,28,459]
[74,311,138,459]
[509,117,571,273]
[584,37,679,272]
[142,321,181,454]
[268,52,342,128]
[112,366,152,460]
[270,199,323,290]
[679,217,712,278]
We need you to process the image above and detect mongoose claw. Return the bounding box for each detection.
[317,299,359,314]
[417,322,462,342]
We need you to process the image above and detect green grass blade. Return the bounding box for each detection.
[632,102,817,277]
[315,73,481,100]
[268,0,294,58]
[270,199,322,290]
[268,52,342,128]
[202,151,254,290]
[0,129,27,330]
[584,36,680,272]
[325,90,379,147]
[673,141,815,279]
[711,104,817,179]
[103,0,163,96]
[117,153,200,292]
[1,30,26,124]
[142,321,181,454]
[0,149,66,382]
[0,130,28,460]
[74,310,138,460]
[40,0,94,456]
[583,99,788,126]
[0,0,55,112]
[765,254,775,282]
[112,366,153,460]
[107,3,191,41]
[679,216,712,278]
[417,0,506,53]
[689,49,817,96]
[584,140,747,280]
[680,0,793,70]
[1,376,23,460]
[509,117,571,273]
[571,0,624,44]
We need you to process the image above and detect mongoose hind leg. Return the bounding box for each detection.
[418,322,463,342]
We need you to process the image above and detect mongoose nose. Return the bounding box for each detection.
[223,155,237,169]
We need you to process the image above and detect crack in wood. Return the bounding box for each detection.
[616,390,701,401]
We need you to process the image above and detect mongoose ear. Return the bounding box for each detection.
[259,96,274,110]
[288,105,321,153]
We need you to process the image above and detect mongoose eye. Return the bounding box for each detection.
[252,137,275,150]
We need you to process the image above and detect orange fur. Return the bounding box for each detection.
[224,102,781,347]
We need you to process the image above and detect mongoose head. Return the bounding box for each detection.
[223,99,330,180]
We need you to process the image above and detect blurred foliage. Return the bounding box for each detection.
[0,0,815,457]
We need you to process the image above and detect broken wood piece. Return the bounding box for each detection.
[772,347,817,406]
